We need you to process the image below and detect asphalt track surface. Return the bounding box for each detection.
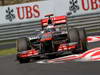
[0,33,100,75]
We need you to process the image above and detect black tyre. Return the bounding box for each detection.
[16,37,31,52]
[18,58,30,64]
[78,28,88,52]
[68,28,80,42]
[68,28,81,54]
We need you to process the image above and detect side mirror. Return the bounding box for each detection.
[67,12,72,16]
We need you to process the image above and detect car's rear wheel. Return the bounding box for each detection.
[68,28,80,53]
[68,28,80,42]
[68,28,88,53]
[78,28,88,52]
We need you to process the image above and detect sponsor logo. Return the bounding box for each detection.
[69,0,80,13]
[5,5,40,21]
[5,7,15,22]
[69,0,100,14]
[16,5,40,20]
[82,0,100,11]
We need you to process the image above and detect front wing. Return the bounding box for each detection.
[17,42,79,59]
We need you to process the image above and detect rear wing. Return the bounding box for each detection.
[41,16,67,26]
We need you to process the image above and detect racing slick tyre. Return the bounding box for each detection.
[68,28,80,42]
[16,37,31,52]
[68,28,81,54]
[18,58,30,64]
[78,28,88,52]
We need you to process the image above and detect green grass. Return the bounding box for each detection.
[0,40,16,45]
[0,48,16,56]
[87,29,100,33]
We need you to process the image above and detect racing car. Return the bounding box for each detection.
[16,14,88,63]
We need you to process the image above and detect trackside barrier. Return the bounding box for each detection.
[0,12,100,41]
[0,20,42,41]
[68,12,100,30]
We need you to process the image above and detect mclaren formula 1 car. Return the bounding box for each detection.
[16,14,88,63]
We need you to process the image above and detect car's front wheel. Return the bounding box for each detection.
[18,58,30,64]
[16,37,31,52]
[16,37,31,63]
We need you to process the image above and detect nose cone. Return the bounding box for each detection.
[40,32,53,42]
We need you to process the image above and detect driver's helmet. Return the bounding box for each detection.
[45,24,55,32]
[46,18,55,31]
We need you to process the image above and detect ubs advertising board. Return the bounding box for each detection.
[52,0,100,16]
[0,1,53,24]
[0,0,100,24]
